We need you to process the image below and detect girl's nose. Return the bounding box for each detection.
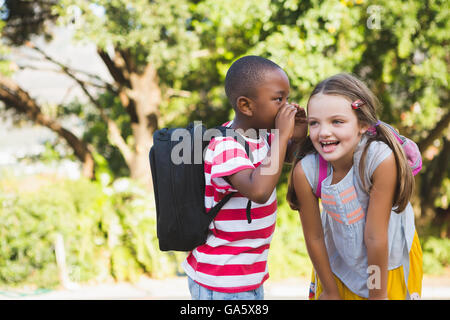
[319,124,332,138]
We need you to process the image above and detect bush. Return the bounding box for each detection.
[268,180,312,279]
[421,236,450,275]
[0,176,182,288]
[0,178,107,287]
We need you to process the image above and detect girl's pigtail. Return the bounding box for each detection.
[360,123,414,213]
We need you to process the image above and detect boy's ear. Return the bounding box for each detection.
[236,96,254,117]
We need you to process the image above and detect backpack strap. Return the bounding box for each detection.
[381,121,422,176]
[315,154,328,198]
[207,192,235,220]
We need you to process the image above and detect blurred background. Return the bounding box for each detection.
[0,0,448,299]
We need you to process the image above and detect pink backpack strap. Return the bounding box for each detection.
[315,154,328,198]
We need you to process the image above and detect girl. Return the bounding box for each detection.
[287,73,423,300]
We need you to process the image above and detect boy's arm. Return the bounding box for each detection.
[227,104,297,204]
[293,161,340,300]
[365,153,397,300]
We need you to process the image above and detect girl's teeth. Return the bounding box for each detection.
[321,141,339,153]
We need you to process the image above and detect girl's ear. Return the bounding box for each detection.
[236,96,254,117]
[359,122,370,135]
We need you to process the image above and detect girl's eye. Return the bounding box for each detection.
[332,120,344,124]
[309,121,318,126]
[275,97,283,102]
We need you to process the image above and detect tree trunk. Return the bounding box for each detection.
[418,110,450,152]
[127,64,160,185]
[419,137,450,225]
[97,48,160,188]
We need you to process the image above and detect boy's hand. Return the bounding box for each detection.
[275,103,297,142]
[292,104,308,142]
[283,103,307,163]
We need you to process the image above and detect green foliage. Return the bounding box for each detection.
[269,168,312,279]
[61,94,130,178]
[0,177,182,288]
[0,21,12,76]
[54,0,200,78]
[422,236,450,275]
[0,178,110,287]
[356,0,449,137]
[105,178,186,279]
[435,178,450,209]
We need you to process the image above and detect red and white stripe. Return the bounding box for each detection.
[182,124,277,293]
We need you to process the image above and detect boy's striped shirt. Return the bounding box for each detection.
[182,123,277,293]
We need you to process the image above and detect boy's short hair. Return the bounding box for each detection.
[225,55,282,109]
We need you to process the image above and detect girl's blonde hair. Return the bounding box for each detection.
[287,73,414,213]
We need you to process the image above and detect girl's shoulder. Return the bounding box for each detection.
[299,152,319,173]
[357,138,393,180]
[298,152,319,189]
[366,139,392,156]
[366,139,392,162]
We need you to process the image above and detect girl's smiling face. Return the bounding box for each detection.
[307,93,368,169]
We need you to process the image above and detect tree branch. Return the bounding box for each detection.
[0,74,94,178]
[164,88,192,99]
[418,110,450,152]
[17,64,110,90]
[27,43,116,93]
[96,47,139,124]
[26,44,134,166]
[97,48,130,87]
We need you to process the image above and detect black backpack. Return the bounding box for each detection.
[149,122,252,251]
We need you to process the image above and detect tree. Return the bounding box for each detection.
[0,0,96,177]
[1,0,203,184]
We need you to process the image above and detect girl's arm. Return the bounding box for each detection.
[292,161,340,299]
[365,153,397,300]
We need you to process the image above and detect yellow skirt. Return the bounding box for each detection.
[309,231,423,300]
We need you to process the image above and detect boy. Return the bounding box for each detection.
[182,55,307,299]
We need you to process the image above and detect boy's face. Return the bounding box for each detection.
[250,68,291,130]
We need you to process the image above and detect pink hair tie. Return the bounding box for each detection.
[367,120,381,136]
